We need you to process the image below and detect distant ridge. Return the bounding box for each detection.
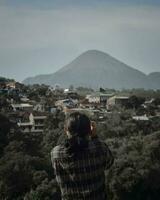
[23,50,160,89]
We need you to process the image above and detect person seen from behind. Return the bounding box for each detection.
[51,112,114,200]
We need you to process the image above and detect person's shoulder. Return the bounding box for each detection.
[90,136,106,145]
[51,145,65,159]
[90,137,109,151]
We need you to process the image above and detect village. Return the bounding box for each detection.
[1,78,160,135]
[1,78,160,200]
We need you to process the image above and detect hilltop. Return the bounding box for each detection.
[23,50,160,89]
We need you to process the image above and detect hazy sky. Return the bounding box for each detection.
[0,0,160,82]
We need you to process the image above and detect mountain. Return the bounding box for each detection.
[23,50,159,89]
[148,72,160,90]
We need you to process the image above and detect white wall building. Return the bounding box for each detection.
[107,96,129,109]
[11,103,33,112]
[17,112,47,133]
[86,93,114,104]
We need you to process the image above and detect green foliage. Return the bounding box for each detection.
[0,114,11,156]
[27,84,49,101]
[0,106,160,199]
[126,95,145,109]
[0,96,10,111]
[0,112,64,199]
[24,179,61,200]
[153,97,160,106]
[0,77,15,83]
[97,110,160,139]
[106,131,160,200]
[119,88,160,99]
[99,87,106,93]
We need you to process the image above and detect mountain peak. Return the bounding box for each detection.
[79,49,111,58]
[82,49,107,54]
[23,50,159,89]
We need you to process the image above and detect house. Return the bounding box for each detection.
[29,112,47,132]
[66,91,79,100]
[100,93,114,105]
[0,80,22,90]
[50,107,57,113]
[79,98,90,109]
[64,107,96,117]
[132,115,149,121]
[17,122,33,133]
[86,93,114,105]
[33,103,45,112]
[20,96,30,102]
[55,99,77,110]
[6,81,16,89]
[142,98,155,108]
[11,103,33,112]
[17,112,47,133]
[107,96,129,109]
[86,93,100,104]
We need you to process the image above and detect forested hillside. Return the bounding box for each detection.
[0,109,160,200]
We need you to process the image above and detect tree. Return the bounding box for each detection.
[0,114,11,156]
[0,111,65,199]
[106,131,160,200]
[99,87,106,93]
[126,95,145,109]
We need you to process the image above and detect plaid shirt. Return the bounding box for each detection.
[51,137,114,200]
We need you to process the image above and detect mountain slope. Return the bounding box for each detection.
[23,50,158,89]
[148,72,160,89]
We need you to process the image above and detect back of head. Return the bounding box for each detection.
[65,112,91,154]
[66,112,91,137]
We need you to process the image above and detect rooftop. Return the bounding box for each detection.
[11,103,33,108]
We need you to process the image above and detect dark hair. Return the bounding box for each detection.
[65,112,91,155]
[66,112,91,137]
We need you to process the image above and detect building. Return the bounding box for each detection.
[29,113,47,132]
[11,103,33,112]
[132,115,149,121]
[55,99,77,110]
[17,112,47,133]
[17,122,33,133]
[100,93,114,105]
[86,94,100,104]
[64,107,96,117]
[20,96,30,102]
[6,81,16,89]
[34,103,45,112]
[86,93,114,105]
[107,96,129,109]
